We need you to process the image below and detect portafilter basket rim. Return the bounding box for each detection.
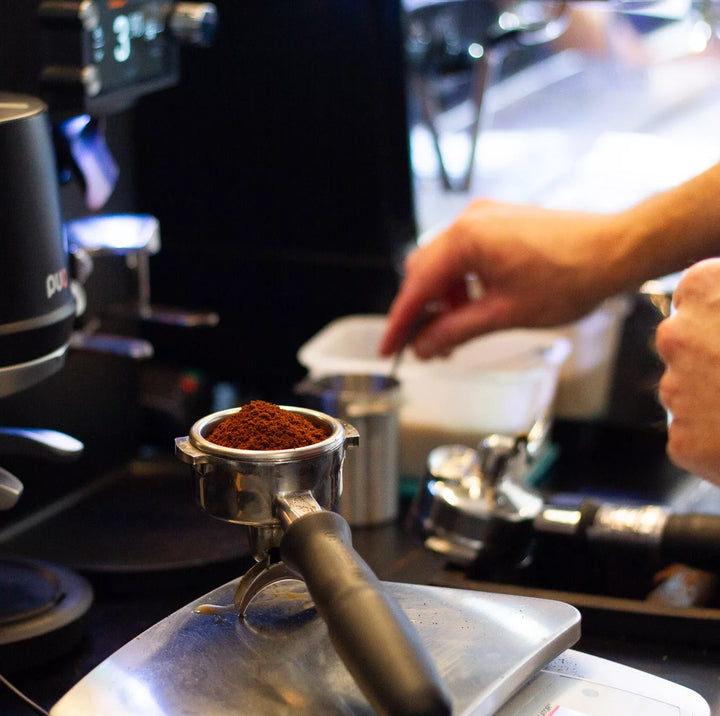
[187,405,347,463]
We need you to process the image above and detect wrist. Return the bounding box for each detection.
[587,209,655,297]
[618,162,720,285]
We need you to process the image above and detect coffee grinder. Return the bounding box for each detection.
[0,93,91,671]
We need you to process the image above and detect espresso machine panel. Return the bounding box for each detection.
[38,0,218,116]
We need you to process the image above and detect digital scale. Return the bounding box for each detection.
[49,579,709,715]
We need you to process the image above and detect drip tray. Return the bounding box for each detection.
[431,568,720,645]
[0,557,93,672]
[0,458,253,593]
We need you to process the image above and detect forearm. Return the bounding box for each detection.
[380,163,720,358]
[611,161,720,290]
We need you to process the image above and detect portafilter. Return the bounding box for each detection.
[414,439,720,574]
[176,405,451,716]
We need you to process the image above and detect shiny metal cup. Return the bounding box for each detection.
[175,406,358,527]
[295,374,401,526]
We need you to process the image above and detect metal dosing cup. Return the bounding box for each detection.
[175,405,450,716]
[295,374,401,527]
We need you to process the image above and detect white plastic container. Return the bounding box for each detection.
[542,296,631,420]
[298,315,571,477]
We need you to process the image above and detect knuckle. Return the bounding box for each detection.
[657,370,676,409]
[654,318,679,360]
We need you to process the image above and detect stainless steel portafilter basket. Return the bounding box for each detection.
[176,406,451,716]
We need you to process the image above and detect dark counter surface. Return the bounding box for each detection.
[1,421,720,714]
[1,518,719,715]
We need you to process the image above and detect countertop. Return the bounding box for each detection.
[0,430,719,715]
[1,530,719,715]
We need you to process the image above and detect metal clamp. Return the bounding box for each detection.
[233,554,301,617]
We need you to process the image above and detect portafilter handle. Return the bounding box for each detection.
[234,490,451,716]
[277,502,452,716]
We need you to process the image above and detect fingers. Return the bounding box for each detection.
[379,231,474,356]
[671,257,720,310]
[655,259,720,485]
[411,294,512,358]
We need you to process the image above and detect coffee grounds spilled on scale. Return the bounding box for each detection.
[206,400,328,450]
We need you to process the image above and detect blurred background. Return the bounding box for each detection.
[1,0,720,710]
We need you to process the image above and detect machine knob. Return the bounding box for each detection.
[168,3,218,47]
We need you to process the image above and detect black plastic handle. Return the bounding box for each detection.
[280,510,452,716]
[662,514,720,572]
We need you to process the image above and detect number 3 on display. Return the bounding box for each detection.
[113,14,131,63]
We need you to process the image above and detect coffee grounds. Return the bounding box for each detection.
[206,400,328,450]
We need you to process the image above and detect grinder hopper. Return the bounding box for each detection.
[175,405,451,716]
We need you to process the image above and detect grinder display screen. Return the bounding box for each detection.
[91,0,173,94]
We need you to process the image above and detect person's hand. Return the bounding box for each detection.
[379,199,637,359]
[656,258,720,486]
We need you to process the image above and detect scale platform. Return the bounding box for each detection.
[48,580,708,715]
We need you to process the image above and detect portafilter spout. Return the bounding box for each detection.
[176,405,451,716]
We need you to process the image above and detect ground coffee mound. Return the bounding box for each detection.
[206,400,327,450]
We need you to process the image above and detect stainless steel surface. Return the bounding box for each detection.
[275,490,325,526]
[231,492,324,615]
[477,434,528,503]
[295,375,402,526]
[69,331,155,359]
[0,467,22,510]
[0,428,82,510]
[588,503,669,547]
[428,443,482,483]
[49,580,581,716]
[232,556,297,616]
[413,440,544,565]
[66,213,220,330]
[0,347,67,400]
